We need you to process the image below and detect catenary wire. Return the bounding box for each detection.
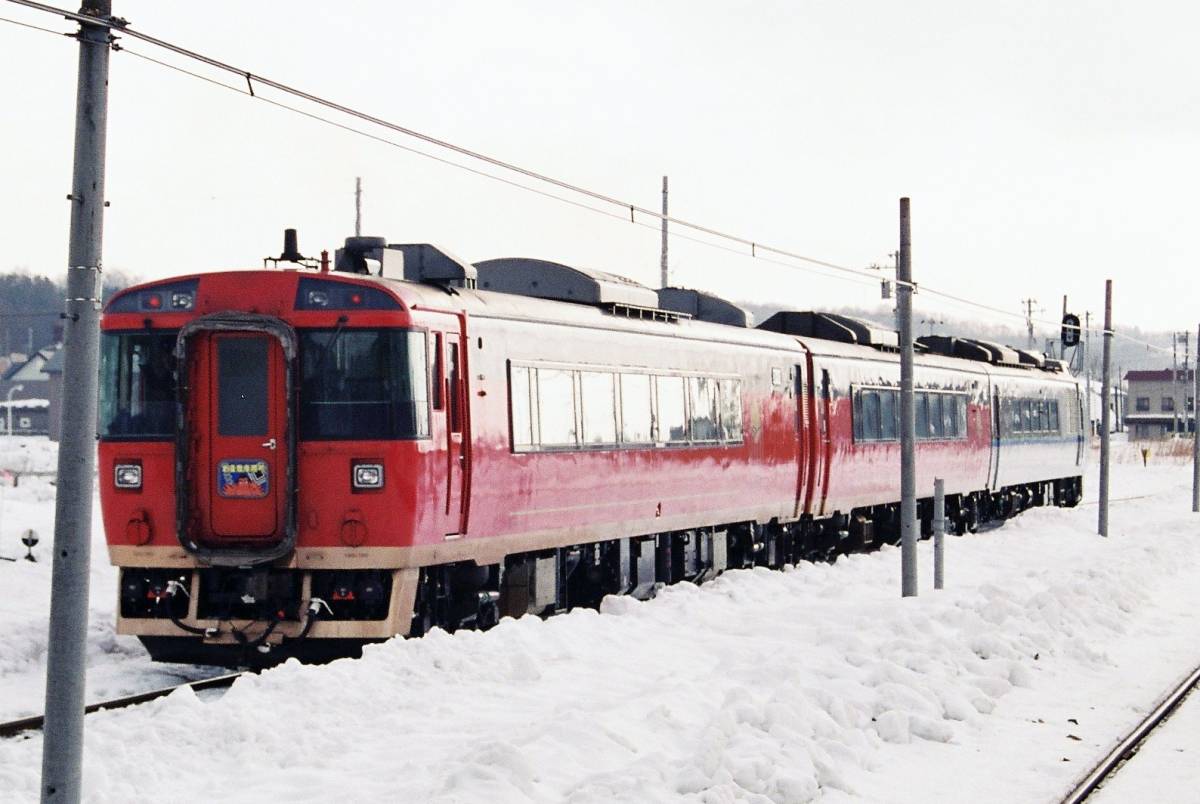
[6,0,887,287]
[0,11,64,34]
[0,2,1185,357]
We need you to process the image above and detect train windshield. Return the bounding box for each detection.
[99,330,178,439]
[299,329,430,440]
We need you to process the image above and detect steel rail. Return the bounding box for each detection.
[0,671,244,739]
[1059,663,1200,803]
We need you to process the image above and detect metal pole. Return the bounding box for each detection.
[1098,280,1112,537]
[660,176,669,288]
[41,2,112,800]
[1173,333,1180,434]
[354,176,362,237]
[1085,311,1092,439]
[898,198,917,596]
[1192,323,1199,513]
[6,384,25,439]
[933,478,945,590]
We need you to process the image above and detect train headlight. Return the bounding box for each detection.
[170,291,195,310]
[114,463,143,490]
[352,463,383,490]
[306,290,330,307]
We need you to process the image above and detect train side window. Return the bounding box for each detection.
[432,333,444,410]
[862,390,882,440]
[1020,400,1032,434]
[880,389,897,440]
[852,389,864,441]
[400,333,431,439]
[448,340,462,434]
[688,376,721,442]
[719,378,743,442]
[620,373,654,444]
[915,392,930,439]
[1010,399,1021,433]
[537,368,578,447]
[1035,400,1046,432]
[1050,400,1060,433]
[958,397,968,437]
[509,364,535,450]
[580,371,618,446]
[656,375,688,443]
[942,395,955,438]
[928,394,945,439]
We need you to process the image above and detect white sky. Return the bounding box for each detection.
[1,1,1197,333]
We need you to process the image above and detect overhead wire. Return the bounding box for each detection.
[0,11,63,34]
[0,1,1183,357]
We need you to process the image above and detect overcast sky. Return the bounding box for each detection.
[1,1,1196,336]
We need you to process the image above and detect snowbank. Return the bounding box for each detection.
[0,460,1198,803]
[0,439,222,727]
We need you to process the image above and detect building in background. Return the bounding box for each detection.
[0,398,50,435]
[1123,368,1195,438]
[0,344,58,402]
[42,346,64,441]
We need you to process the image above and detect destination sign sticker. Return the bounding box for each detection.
[217,459,270,499]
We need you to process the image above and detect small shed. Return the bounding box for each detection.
[0,398,50,436]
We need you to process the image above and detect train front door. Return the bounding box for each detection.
[191,331,289,544]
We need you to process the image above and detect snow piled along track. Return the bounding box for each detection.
[0,437,223,726]
[3,455,1200,802]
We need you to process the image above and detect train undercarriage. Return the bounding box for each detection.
[128,476,1082,667]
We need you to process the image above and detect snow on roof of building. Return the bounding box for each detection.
[1126,368,1195,382]
[0,398,49,410]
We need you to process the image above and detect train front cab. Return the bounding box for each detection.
[101,273,471,665]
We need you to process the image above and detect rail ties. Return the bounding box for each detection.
[1060,663,1200,803]
[0,672,245,740]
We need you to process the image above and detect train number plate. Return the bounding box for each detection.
[217,459,269,499]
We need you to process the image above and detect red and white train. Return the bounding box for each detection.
[100,233,1084,665]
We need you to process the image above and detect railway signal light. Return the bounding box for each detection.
[1062,313,1081,347]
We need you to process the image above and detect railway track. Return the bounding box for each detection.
[0,672,245,740]
[1059,662,1200,803]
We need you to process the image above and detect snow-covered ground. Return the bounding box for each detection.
[0,437,224,727]
[1,436,1199,802]
[1091,687,1200,802]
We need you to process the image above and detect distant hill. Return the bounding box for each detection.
[0,270,135,353]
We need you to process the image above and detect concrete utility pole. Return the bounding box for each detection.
[1172,333,1180,434]
[1178,331,1190,436]
[898,198,917,597]
[41,2,113,800]
[660,176,669,289]
[354,176,362,237]
[1193,322,1199,513]
[933,478,945,590]
[1098,280,1112,538]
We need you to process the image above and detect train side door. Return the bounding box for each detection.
[989,387,1001,489]
[793,364,809,518]
[442,333,468,536]
[1075,386,1084,466]
[816,369,833,516]
[195,332,288,543]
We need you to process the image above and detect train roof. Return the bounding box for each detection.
[108,242,1077,386]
